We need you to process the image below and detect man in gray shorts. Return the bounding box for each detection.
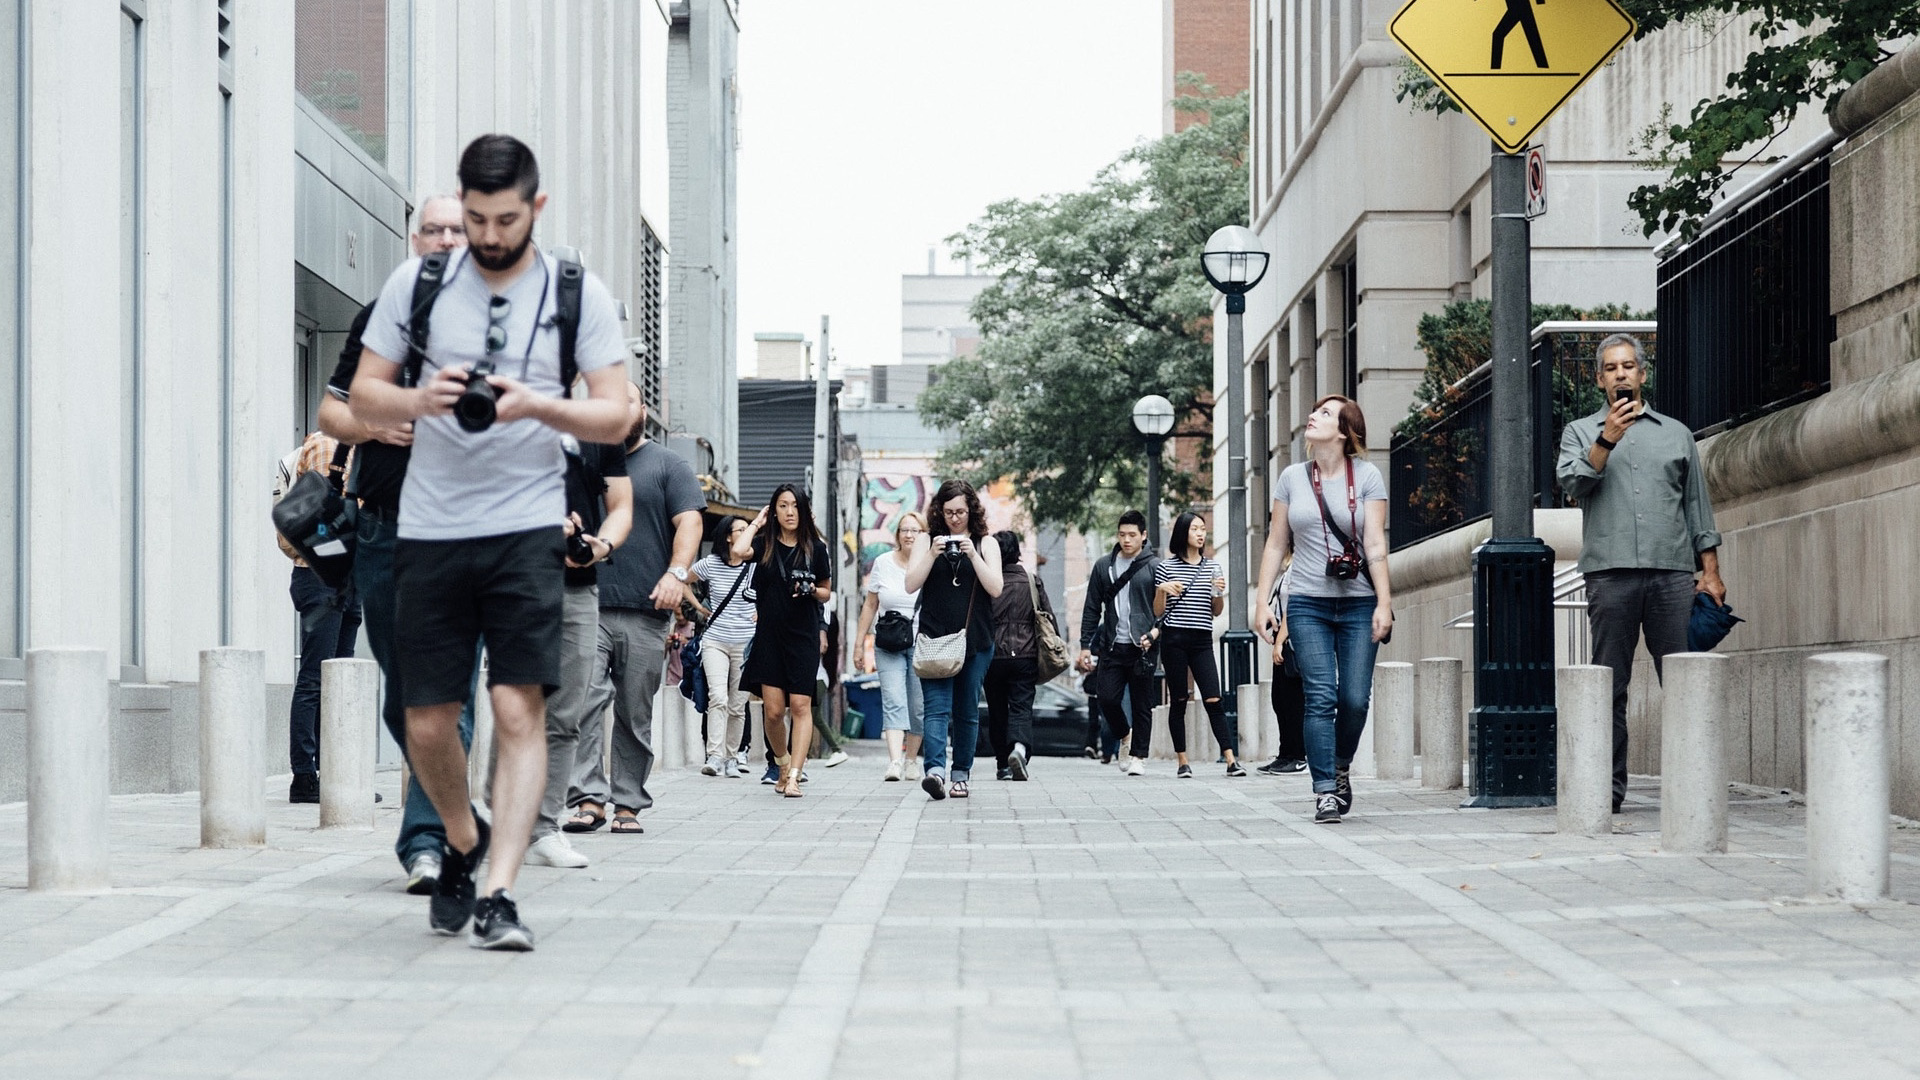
[349,134,632,950]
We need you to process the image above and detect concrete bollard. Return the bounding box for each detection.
[319,658,380,829]
[1236,683,1271,763]
[200,647,267,849]
[1147,703,1173,760]
[1372,662,1415,781]
[26,648,111,892]
[1660,652,1729,854]
[1805,652,1890,901]
[1556,665,1613,836]
[1417,657,1464,790]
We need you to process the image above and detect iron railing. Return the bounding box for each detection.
[1655,149,1834,436]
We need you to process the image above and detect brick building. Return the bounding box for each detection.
[1162,0,1250,132]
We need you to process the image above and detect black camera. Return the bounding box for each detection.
[942,537,966,566]
[454,360,498,432]
[1325,551,1366,580]
[567,530,594,565]
[788,567,817,598]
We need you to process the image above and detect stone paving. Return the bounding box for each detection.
[2,747,1919,1079]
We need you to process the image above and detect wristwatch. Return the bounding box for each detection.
[1594,433,1617,451]
[668,566,689,582]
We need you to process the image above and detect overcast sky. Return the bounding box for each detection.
[735,0,1164,375]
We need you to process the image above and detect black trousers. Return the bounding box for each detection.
[1160,628,1231,756]
[1585,568,1694,804]
[289,565,362,775]
[983,655,1038,766]
[1272,659,1306,760]
[1095,645,1156,758]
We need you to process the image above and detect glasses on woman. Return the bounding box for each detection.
[485,295,511,354]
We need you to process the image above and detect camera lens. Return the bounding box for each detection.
[455,362,498,433]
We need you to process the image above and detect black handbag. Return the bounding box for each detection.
[874,610,914,654]
[271,444,356,591]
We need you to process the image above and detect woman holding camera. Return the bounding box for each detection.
[1151,512,1244,778]
[904,479,1003,800]
[736,483,833,797]
[690,516,757,778]
[1253,395,1392,824]
[856,512,927,782]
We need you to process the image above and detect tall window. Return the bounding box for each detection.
[294,0,409,172]
[121,4,145,673]
[219,1,235,645]
[635,220,666,434]
[0,0,20,664]
[1341,256,1359,401]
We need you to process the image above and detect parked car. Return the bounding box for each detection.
[975,680,1092,759]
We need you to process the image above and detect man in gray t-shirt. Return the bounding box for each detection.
[349,135,632,951]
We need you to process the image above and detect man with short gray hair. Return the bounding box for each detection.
[1556,333,1725,813]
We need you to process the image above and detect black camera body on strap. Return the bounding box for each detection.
[1311,459,1366,581]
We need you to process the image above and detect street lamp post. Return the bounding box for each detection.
[1132,394,1176,551]
[1200,226,1270,752]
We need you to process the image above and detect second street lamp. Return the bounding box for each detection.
[1132,394,1175,550]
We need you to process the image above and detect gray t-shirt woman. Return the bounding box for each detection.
[1273,457,1387,599]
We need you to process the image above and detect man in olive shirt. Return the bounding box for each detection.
[1556,333,1726,813]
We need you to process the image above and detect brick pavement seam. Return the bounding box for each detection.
[1213,786,1806,1080]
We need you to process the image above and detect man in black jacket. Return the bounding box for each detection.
[1076,510,1159,775]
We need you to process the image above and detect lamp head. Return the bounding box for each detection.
[1200,225,1269,295]
[1132,394,1176,437]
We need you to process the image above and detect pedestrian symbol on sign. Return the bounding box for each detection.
[1491,0,1548,69]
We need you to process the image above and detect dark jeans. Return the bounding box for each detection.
[1094,645,1156,758]
[354,511,476,867]
[1272,658,1306,760]
[1585,568,1694,805]
[289,565,362,775]
[983,655,1038,767]
[1160,627,1232,756]
[1285,594,1379,793]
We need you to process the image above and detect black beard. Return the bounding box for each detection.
[470,232,533,271]
[626,411,647,445]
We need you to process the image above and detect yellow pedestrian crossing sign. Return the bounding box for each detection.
[1389,0,1636,153]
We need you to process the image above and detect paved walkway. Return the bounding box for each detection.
[2,749,1919,1079]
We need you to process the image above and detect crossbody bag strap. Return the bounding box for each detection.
[1156,561,1212,628]
[707,563,748,626]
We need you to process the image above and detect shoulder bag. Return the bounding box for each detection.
[678,563,749,712]
[1029,575,1070,681]
[913,586,976,679]
[875,611,915,654]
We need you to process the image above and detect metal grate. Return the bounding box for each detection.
[635,220,666,429]
[217,0,233,61]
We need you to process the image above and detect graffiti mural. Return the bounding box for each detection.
[860,469,933,571]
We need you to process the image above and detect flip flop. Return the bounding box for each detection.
[610,812,644,835]
[563,807,606,833]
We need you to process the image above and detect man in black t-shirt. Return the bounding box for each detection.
[525,432,631,868]
[316,192,471,895]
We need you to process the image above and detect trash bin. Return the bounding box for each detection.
[844,673,882,739]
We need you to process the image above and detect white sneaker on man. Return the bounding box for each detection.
[525,834,590,869]
[724,758,742,778]
[1124,757,1145,777]
[702,755,722,776]
[824,750,849,768]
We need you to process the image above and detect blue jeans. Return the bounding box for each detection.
[920,644,993,782]
[354,511,476,867]
[874,646,923,735]
[1285,594,1380,793]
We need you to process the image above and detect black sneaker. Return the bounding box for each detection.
[996,767,1013,781]
[1258,757,1307,775]
[1314,793,1343,823]
[921,772,948,801]
[288,772,319,804]
[1176,763,1193,779]
[1008,745,1029,781]
[470,889,534,951]
[430,815,490,936]
[1226,761,1247,778]
[1334,767,1354,815]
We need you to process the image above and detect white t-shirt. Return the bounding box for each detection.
[1111,551,1139,630]
[864,553,919,618]
[1274,458,1388,598]
[693,555,757,645]
[360,250,628,541]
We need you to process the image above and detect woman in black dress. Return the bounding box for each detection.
[903,479,1003,800]
[734,484,832,797]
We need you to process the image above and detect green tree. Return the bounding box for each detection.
[919,81,1247,533]
[1393,1,1920,240]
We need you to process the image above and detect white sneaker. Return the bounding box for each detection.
[884,759,904,782]
[525,833,590,869]
[825,750,849,768]
[904,759,923,781]
[724,758,742,778]
[733,749,749,769]
[702,755,722,776]
[1124,757,1145,777]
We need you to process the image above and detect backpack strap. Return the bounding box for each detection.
[403,251,452,387]
[554,253,584,391]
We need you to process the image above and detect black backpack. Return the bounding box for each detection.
[402,247,587,389]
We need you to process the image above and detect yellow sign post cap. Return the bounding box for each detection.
[1389,0,1636,154]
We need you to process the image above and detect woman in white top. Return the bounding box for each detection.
[1150,512,1243,778]
[855,512,927,781]
[1252,395,1394,824]
[690,516,758,777]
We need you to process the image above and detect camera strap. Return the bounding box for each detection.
[1309,459,1361,565]
[401,248,584,390]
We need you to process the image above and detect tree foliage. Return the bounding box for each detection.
[919,81,1248,532]
[1395,1,1920,240]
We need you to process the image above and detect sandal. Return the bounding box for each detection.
[779,763,803,798]
[610,810,644,834]
[562,804,606,833]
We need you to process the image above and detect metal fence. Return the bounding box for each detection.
[1655,150,1834,436]
[1388,323,1657,552]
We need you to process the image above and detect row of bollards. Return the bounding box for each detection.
[1372,650,1896,901]
[23,646,382,892]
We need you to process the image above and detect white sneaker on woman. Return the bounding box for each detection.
[701,755,722,776]
[1125,758,1145,777]
[904,760,923,781]
[884,759,904,781]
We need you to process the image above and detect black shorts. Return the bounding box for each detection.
[394,526,566,706]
